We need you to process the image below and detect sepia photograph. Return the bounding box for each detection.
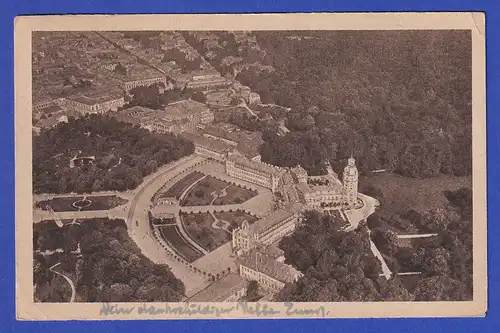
[15,13,486,320]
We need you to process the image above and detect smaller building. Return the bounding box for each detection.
[187,274,248,302]
[181,132,235,162]
[237,249,303,294]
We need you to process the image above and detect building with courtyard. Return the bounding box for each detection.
[164,99,214,126]
[62,91,125,114]
[291,157,359,209]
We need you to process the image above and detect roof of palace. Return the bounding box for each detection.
[238,249,302,284]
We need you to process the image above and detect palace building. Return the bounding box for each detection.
[231,203,303,257]
[292,157,359,209]
[225,155,284,192]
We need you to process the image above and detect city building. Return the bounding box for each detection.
[185,70,230,91]
[164,99,214,125]
[152,118,196,134]
[32,96,54,111]
[202,122,264,161]
[62,91,125,114]
[181,132,235,162]
[111,105,159,129]
[292,158,359,209]
[122,71,167,92]
[225,155,284,192]
[237,249,303,293]
[187,274,248,302]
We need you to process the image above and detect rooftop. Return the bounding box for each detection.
[67,91,124,106]
[238,249,302,284]
[187,274,248,302]
[112,106,160,125]
[227,154,279,176]
[250,203,303,236]
[164,99,209,116]
[181,132,235,154]
[39,105,63,114]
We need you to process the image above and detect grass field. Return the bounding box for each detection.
[361,173,472,214]
[36,195,128,212]
[181,212,228,252]
[158,225,203,263]
[212,185,257,205]
[161,171,205,200]
[181,176,231,206]
[214,210,258,231]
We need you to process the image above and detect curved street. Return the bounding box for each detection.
[125,154,209,297]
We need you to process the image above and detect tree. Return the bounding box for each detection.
[246,280,259,299]
[276,211,408,302]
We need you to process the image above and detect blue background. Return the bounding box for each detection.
[1,0,497,332]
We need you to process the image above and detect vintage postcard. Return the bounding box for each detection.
[15,13,486,320]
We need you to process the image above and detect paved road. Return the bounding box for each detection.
[33,210,110,223]
[126,155,209,296]
[397,233,438,239]
[49,262,76,303]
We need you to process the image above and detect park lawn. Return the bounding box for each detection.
[36,196,85,212]
[181,212,229,252]
[182,176,231,206]
[361,173,472,214]
[158,225,203,263]
[36,195,128,212]
[161,171,205,199]
[214,210,258,231]
[81,195,128,211]
[212,185,257,205]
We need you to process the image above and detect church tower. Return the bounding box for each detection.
[343,157,358,208]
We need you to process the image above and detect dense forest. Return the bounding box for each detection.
[276,187,473,302]
[235,31,472,178]
[368,187,473,301]
[34,219,185,302]
[32,115,194,194]
[276,211,412,301]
